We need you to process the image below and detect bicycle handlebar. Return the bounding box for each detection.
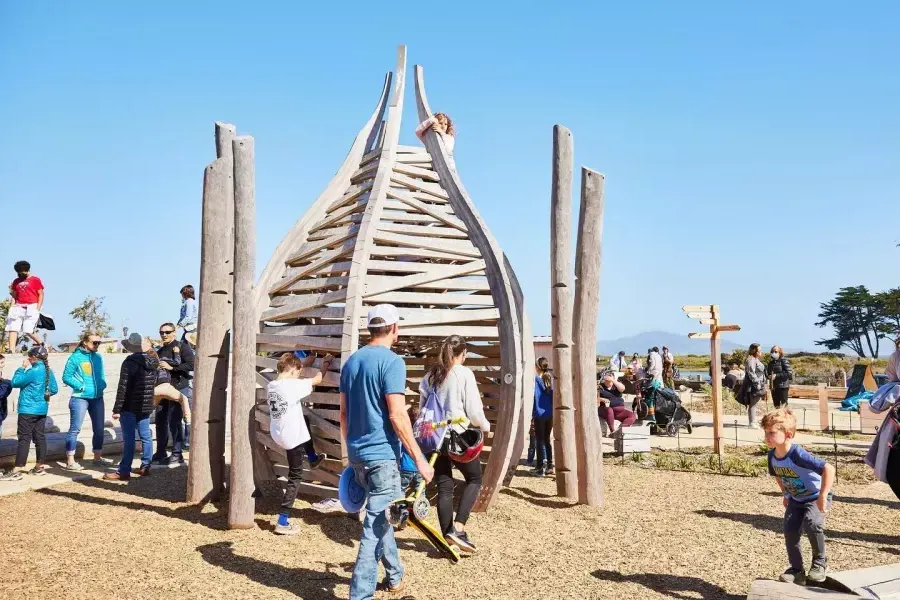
[422,416,469,430]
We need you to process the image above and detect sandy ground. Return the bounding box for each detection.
[0,461,897,600]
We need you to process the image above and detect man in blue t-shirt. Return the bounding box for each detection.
[340,304,433,599]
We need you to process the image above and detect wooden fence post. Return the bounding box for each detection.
[228,135,256,529]
[549,125,578,500]
[572,167,606,507]
[818,382,829,431]
[187,122,235,504]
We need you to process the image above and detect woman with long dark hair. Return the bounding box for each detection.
[419,335,490,554]
[532,357,554,476]
[742,343,768,428]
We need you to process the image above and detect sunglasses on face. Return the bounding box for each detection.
[89,341,101,346]
[159,330,175,335]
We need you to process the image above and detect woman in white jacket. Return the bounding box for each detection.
[419,334,490,554]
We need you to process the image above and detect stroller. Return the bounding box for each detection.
[640,380,693,437]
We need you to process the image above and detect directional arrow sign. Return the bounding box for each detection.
[686,312,714,320]
[699,319,715,325]
[716,324,741,332]
[682,305,712,312]
[688,332,712,339]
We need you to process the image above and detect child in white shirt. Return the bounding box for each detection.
[268,351,333,535]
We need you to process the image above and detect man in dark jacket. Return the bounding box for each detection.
[152,322,194,466]
[104,334,159,482]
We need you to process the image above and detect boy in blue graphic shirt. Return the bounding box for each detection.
[762,408,835,586]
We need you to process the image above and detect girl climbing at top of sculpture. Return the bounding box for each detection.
[415,112,455,153]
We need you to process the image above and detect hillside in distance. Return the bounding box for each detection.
[597,331,743,356]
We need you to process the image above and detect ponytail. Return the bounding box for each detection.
[41,356,51,400]
[426,335,468,390]
[536,357,551,389]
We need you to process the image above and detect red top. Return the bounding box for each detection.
[10,275,43,304]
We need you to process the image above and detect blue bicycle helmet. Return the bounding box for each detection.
[338,467,367,513]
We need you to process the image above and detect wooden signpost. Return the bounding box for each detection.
[683,305,741,458]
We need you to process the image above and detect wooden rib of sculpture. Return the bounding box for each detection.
[251,46,533,511]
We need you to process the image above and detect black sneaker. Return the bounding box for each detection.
[531,466,545,477]
[807,562,827,583]
[779,569,807,585]
[152,455,169,466]
[309,453,327,470]
[164,455,185,467]
[445,530,477,554]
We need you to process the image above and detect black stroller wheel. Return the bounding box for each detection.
[686,423,693,434]
[665,423,679,437]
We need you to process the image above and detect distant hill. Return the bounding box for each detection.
[597,331,743,356]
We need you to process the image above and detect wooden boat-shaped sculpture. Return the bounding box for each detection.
[252,46,534,512]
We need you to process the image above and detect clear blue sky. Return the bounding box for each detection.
[2,2,897,351]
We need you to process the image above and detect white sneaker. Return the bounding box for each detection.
[748,422,760,429]
[312,497,344,514]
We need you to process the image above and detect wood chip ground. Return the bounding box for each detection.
[0,463,896,599]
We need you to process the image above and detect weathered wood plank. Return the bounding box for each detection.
[262,323,344,336]
[365,291,495,306]
[572,167,606,507]
[395,153,433,165]
[363,260,486,298]
[188,121,234,505]
[350,162,380,184]
[377,222,469,239]
[286,227,359,266]
[324,181,372,214]
[273,276,349,295]
[391,325,498,338]
[340,45,409,379]
[309,200,367,234]
[256,333,342,352]
[386,187,467,231]
[379,210,441,224]
[372,230,481,258]
[231,136,256,533]
[390,171,449,200]
[308,223,361,242]
[271,245,355,293]
[363,274,490,292]
[369,245,471,262]
[392,161,440,182]
[397,144,427,154]
[550,124,578,500]
[261,289,348,321]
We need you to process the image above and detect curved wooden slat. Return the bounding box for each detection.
[253,71,392,315]
[413,64,529,512]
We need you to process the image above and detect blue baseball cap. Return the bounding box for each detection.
[293,350,308,359]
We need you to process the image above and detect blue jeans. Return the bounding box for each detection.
[118,411,152,476]
[65,396,106,456]
[349,459,404,600]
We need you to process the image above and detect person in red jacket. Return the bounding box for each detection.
[5,261,45,352]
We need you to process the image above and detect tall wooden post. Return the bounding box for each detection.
[684,304,740,458]
[549,125,578,500]
[709,306,724,458]
[187,122,235,504]
[572,167,606,507]
[229,135,256,529]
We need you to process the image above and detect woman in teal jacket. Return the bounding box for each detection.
[62,333,109,470]
[0,345,59,481]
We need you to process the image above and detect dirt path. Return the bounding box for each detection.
[0,462,896,599]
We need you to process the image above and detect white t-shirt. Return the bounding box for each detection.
[267,378,313,450]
